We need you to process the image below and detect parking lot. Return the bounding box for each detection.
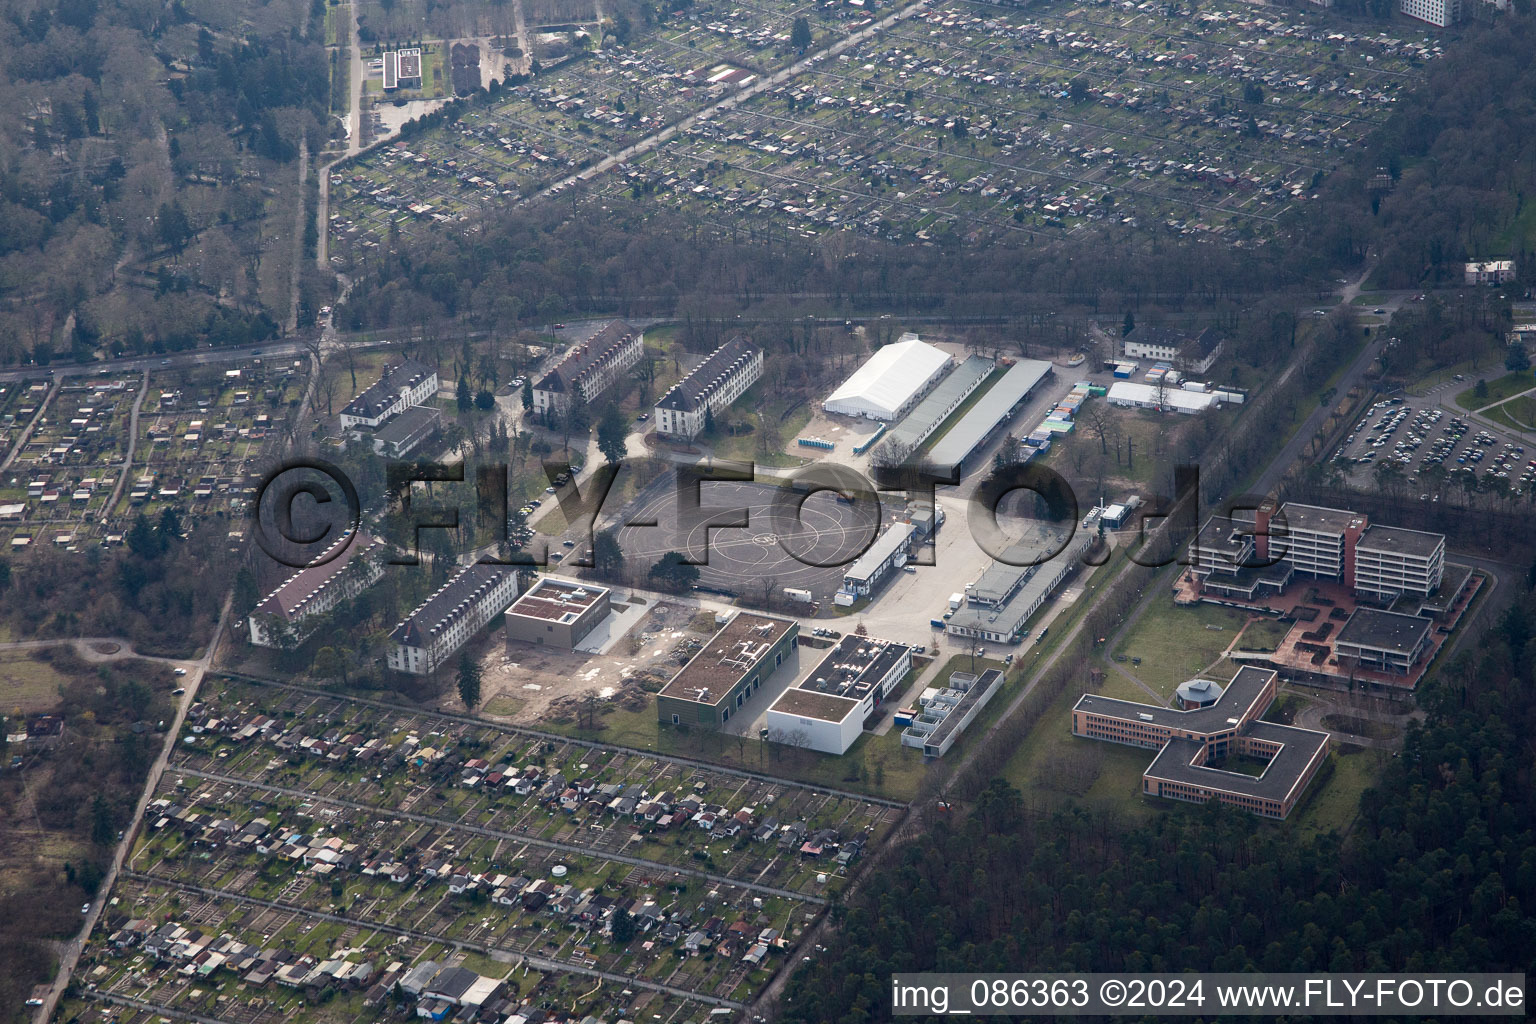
[1329,394,1534,496]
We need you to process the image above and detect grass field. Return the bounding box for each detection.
[1112,597,1254,700]
[482,694,526,717]
[0,650,71,715]
[1488,394,1536,431]
[546,701,926,800]
[707,386,814,468]
[1233,616,1292,653]
[1454,372,1534,411]
[1000,679,1160,823]
[1290,744,1387,838]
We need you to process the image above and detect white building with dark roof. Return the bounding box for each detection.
[1122,325,1225,374]
[339,359,438,431]
[249,534,384,647]
[387,564,522,675]
[533,321,644,416]
[654,336,763,440]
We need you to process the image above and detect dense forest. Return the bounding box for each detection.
[1306,14,1536,290]
[779,584,1536,1022]
[0,0,327,362]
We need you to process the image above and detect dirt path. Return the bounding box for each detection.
[1,379,58,472]
[33,593,234,1024]
[103,371,149,521]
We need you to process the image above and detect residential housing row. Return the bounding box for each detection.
[338,357,442,457]
[532,321,644,417]
[653,335,764,440]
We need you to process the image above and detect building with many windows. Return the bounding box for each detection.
[1072,666,1330,819]
[1333,608,1434,676]
[653,336,764,440]
[339,359,439,432]
[655,612,798,729]
[369,405,441,458]
[1193,502,1446,603]
[1353,525,1446,601]
[1121,326,1226,375]
[1464,259,1516,285]
[248,533,383,647]
[1400,0,1461,25]
[387,564,522,675]
[764,634,911,754]
[532,321,644,417]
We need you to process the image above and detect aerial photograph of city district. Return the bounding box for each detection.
[0,0,1532,1019]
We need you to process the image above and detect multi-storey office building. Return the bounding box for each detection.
[1072,666,1330,819]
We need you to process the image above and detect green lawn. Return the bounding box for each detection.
[1000,679,1160,823]
[0,650,72,714]
[1290,744,1388,839]
[1454,372,1535,411]
[1112,596,1255,700]
[1233,616,1292,653]
[545,701,925,800]
[706,385,814,468]
[1489,393,1536,430]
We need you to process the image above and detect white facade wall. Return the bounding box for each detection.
[655,349,764,440]
[339,371,438,431]
[388,569,520,676]
[1400,0,1460,26]
[1354,542,1445,599]
[764,707,860,755]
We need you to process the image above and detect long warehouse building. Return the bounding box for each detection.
[926,359,1054,472]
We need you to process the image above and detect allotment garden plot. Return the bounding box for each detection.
[0,374,139,551]
[118,361,304,526]
[593,0,1428,244]
[62,673,900,1011]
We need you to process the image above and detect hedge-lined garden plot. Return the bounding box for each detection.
[59,671,890,1018]
[0,375,139,551]
[332,0,1432,259]
[118,361,306,525]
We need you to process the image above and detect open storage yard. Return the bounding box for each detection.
[330,0,1436,261]
[59,672,898,1019]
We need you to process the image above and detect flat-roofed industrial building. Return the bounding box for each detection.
[655,612,799,728]
[504,577,611,649]
[764,634,911,754]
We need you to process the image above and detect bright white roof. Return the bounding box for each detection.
[824,337,951,420]
[844,522,915,583]
[1107,381,1218,412]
